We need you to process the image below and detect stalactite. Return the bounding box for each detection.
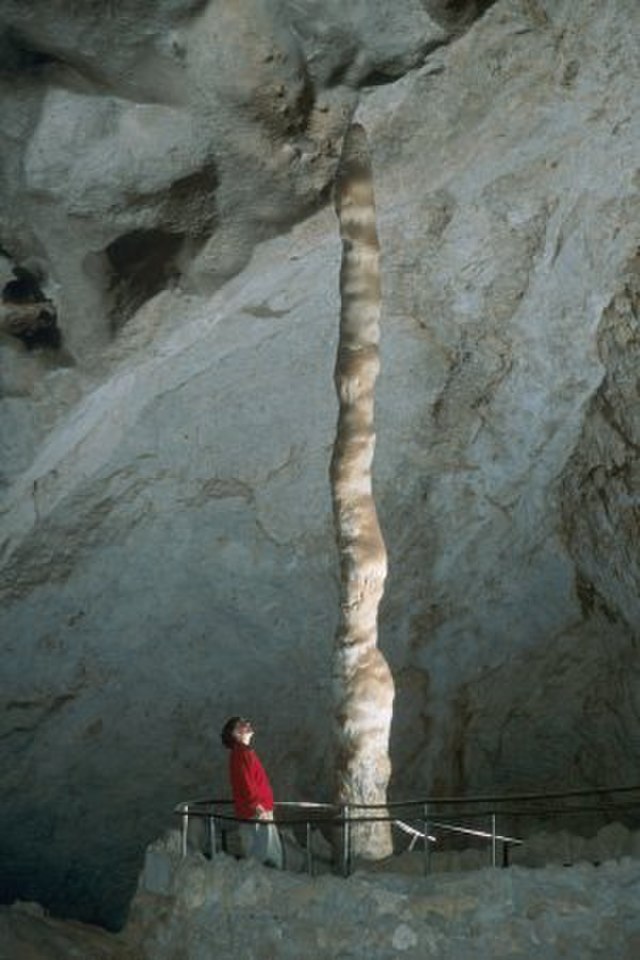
[330,122,394,859]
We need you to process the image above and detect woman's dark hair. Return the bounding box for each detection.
[221,716,241,749]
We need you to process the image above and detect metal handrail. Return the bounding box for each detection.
[359,783,640,808]
[174,799,520,874]
[174,783,640,877]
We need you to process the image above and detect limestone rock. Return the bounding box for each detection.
[124,846,640,959]
[0,902,137,960]
[0,0,447,360]
[1,0,639,930]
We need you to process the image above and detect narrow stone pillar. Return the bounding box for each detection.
[330,122,394,859]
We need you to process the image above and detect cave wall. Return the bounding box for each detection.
[0,0,639,929]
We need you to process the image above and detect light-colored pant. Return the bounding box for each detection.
[239,813,283,869]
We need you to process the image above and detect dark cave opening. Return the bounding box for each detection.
[105,229,184,334]
[1,267,61,350]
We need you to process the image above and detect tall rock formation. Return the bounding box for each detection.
[331,124,394,859]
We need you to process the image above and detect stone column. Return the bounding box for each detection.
[330,122,394,859]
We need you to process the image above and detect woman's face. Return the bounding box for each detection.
[233,718,254,745]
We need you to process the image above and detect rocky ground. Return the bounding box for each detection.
[3,831,640,959]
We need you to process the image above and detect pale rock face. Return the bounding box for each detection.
[0,0,639,931]
[0,0,446,359]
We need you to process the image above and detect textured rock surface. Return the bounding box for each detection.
[1,0,639,930]
[0,902,137,960]
[118,837,640,959]
[4,831,640,960]
[0,0,446,362]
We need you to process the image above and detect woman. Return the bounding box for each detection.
[220,716,283,868]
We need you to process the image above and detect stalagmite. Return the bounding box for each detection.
[330,122,394,859]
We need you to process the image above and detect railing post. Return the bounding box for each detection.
[423,803,431,876]
[306,820,313,876]
[181,806,189,858]
[491,812,497,867]
[342,804,351,877]
[207,815,216,858]
[502,840,510,868]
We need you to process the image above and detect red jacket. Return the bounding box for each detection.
[229,742,274,819]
